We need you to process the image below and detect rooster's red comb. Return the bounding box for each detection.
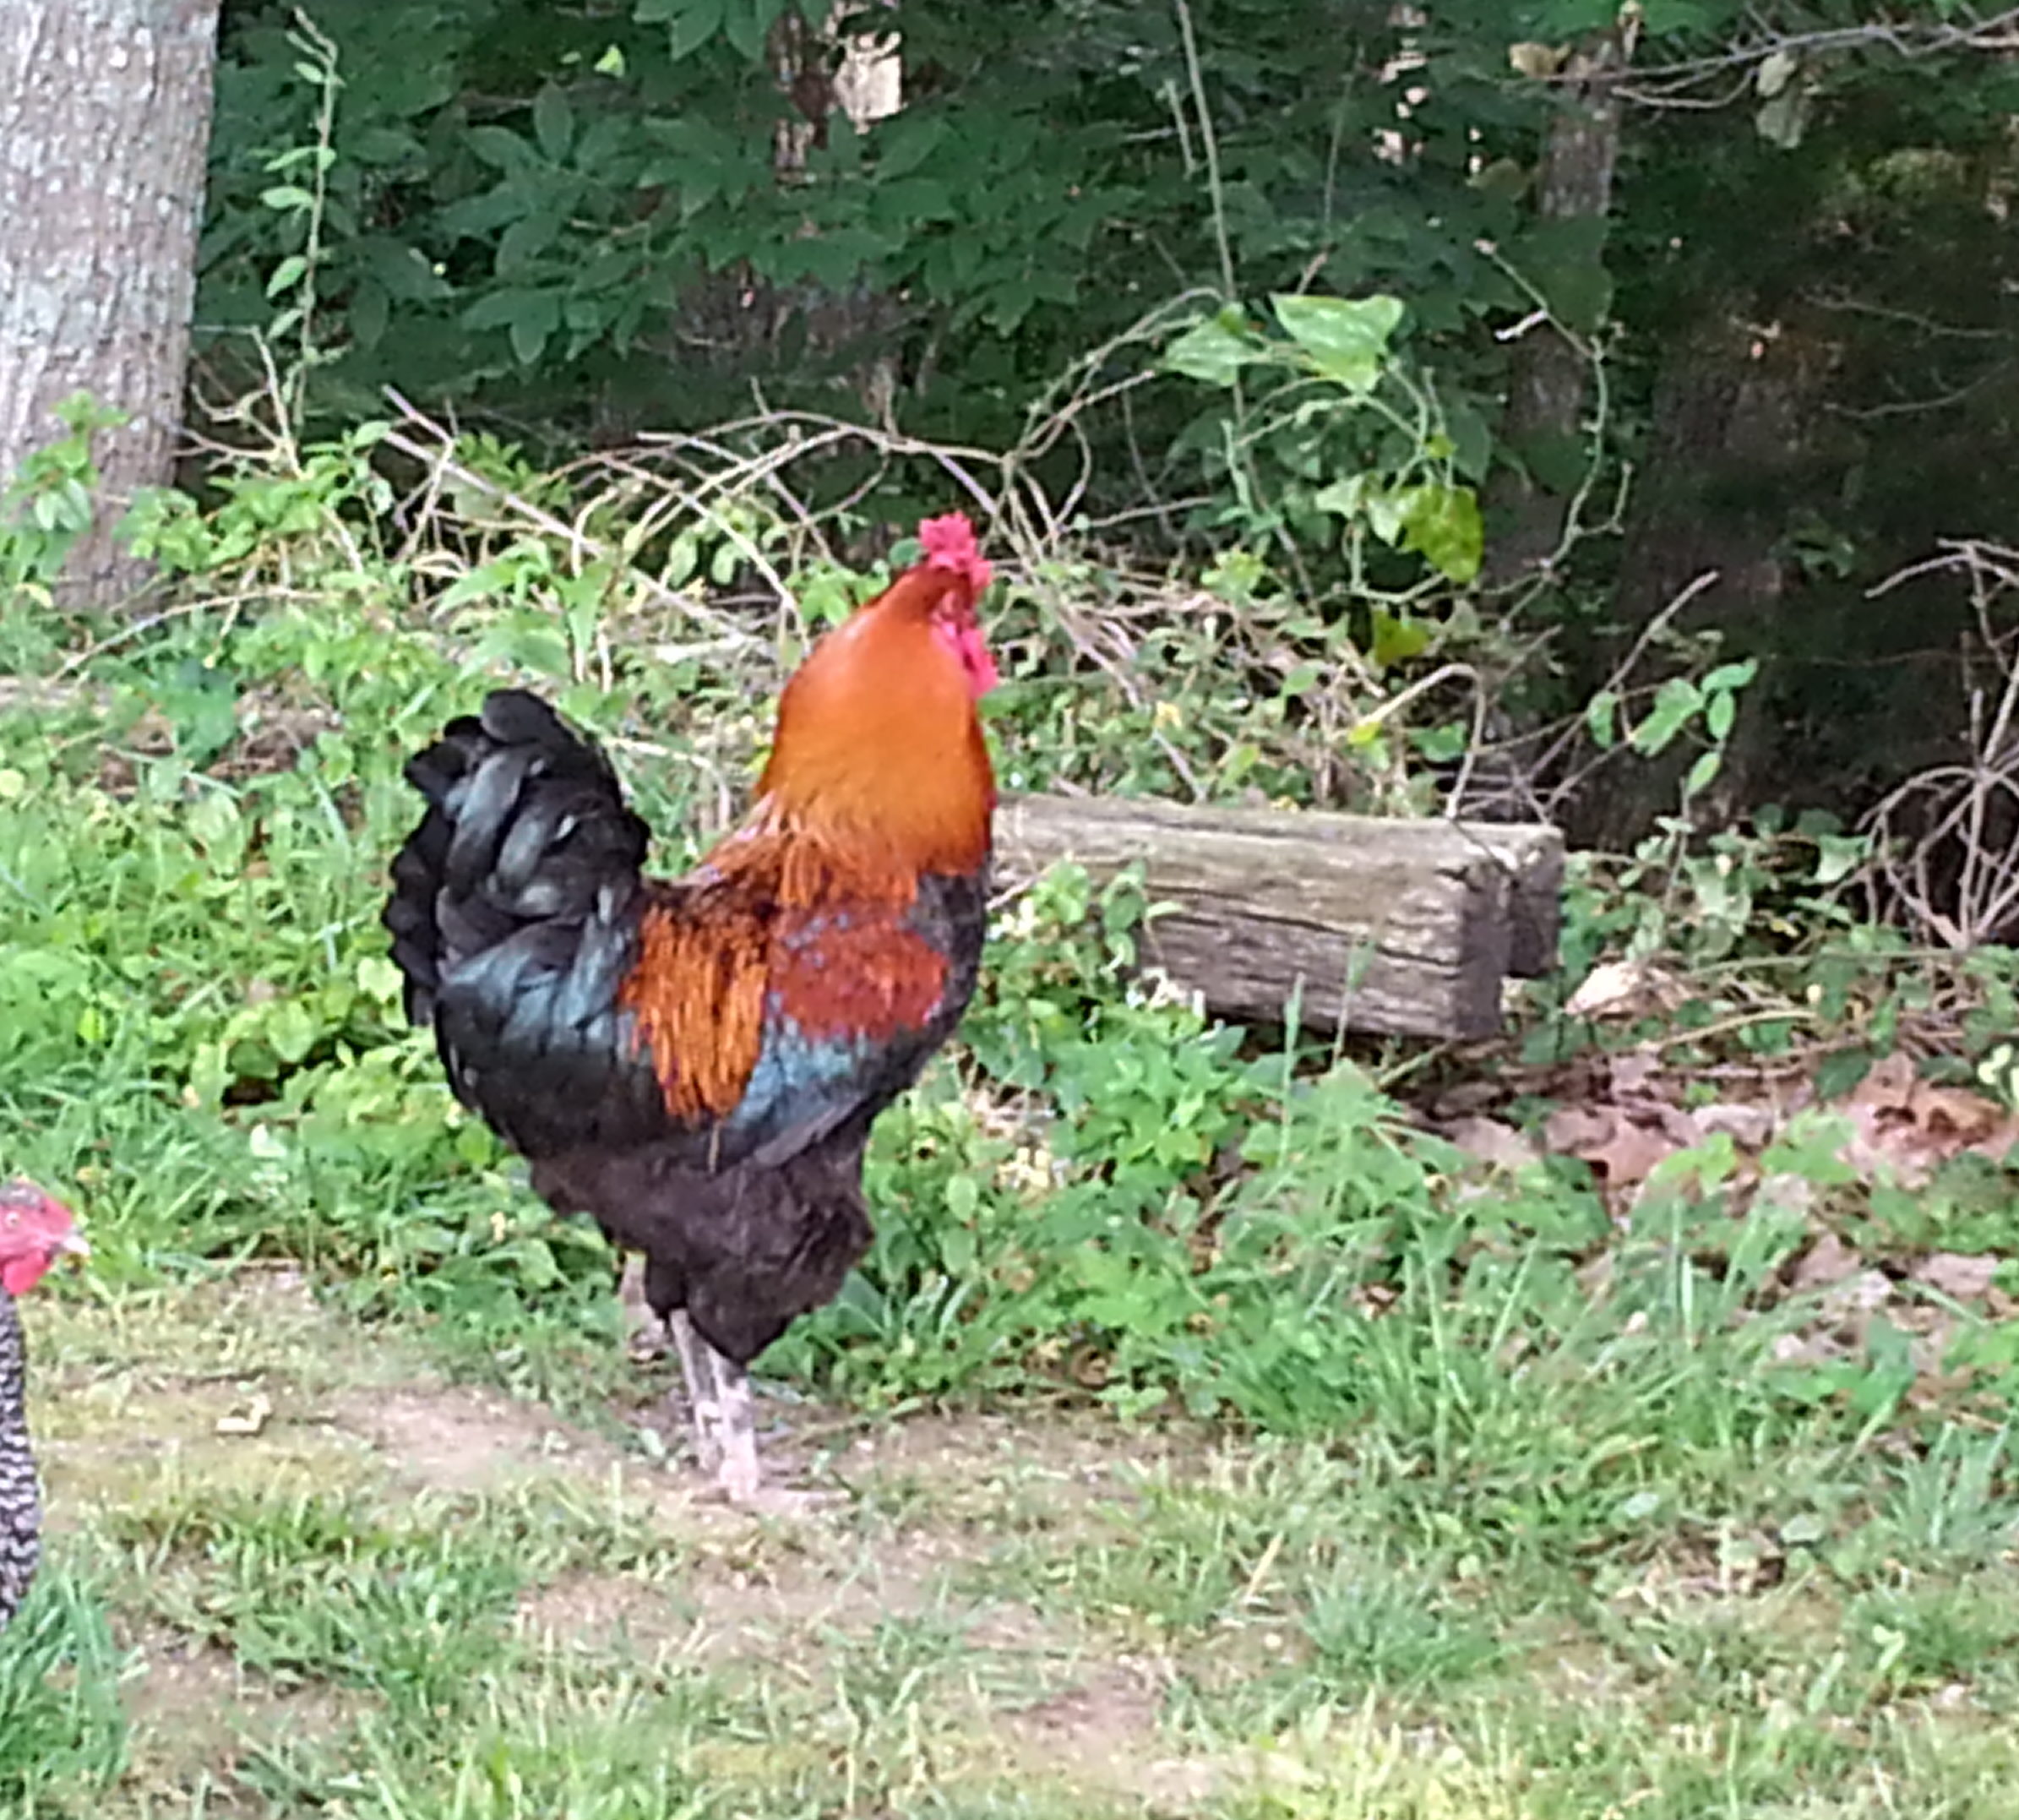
[917,512,993,596]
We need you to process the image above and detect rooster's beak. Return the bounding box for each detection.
[55,1230,90,1261]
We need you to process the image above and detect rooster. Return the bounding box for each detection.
[384,513,998,1501]
[1,1180,88,1632]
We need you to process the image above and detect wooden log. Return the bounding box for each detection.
[995,793,1564,1040]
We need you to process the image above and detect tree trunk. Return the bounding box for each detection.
[1457,25,1634,824]
[0,0,221,607]
[1570,304,1836,850]
[614,2,903,440]
[1482,24,1635,590]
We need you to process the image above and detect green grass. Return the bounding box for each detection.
[13,1273,2019,1817]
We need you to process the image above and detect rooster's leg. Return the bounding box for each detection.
[664,1312,764,1500]
[665,1310,727,1479]
[709,1356,762,1503]
[619,1255,665,1361]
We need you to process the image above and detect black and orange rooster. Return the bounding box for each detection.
[384,514,998,1501]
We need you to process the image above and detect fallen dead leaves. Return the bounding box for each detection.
[1440,1049,2019,1206]
[1428,1044,2019,1408]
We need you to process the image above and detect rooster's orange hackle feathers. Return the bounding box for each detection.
[759,564,996,879]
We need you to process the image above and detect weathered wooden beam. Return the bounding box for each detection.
[995,793,1563,1040]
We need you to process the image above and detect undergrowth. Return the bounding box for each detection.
[4,406,2019,1439]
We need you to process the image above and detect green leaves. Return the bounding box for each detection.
[1517,217,1613,337]
[1314,476,1484,585]
[1272,292,1405,392]
[461,287,561,365]
[1627,660,1759,760]
[531,87,574,164]
[1164,308,1260,387]
[636,0,792,62]
[1164,293,1407,393]
[1391,482,1484,585]
[1165,286,1483,595]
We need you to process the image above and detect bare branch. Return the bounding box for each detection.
[1543,7,2019,110]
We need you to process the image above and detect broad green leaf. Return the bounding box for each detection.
[497,214,561,274]
[1756,85,1809,150]
[532,88,574,162]
[349,277,389,347]
[1413,721,1468,764]
[1370,609,1430,670]
[874,115,947,182]
[1585,688,1619,750]
[1755,48,1799,98]
[1445,397,1495,481]
[264,255,308,298]
[461,290,560,365]
[465,126,531,173]
[1395,482,1483,584]
[1703,659,1759,693]
[1164,311,1260,387]
[1312,473,1369,519]
[870,177,955,226]
[1364,484,1407,546]
[1685,749,1722,794]
[1519,216,1613,335]
[266,998,319,1066]
[939,1218,977,1276]
[1632,677,1703,755]
[1814,835,1866,885]
[1271,293,1404,392]
[725,0,789,62]
[641,0,726,57]
[1517,428,1589,496]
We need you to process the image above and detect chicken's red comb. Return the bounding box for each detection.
[917,512,993,595]
[0,1179,86,1297]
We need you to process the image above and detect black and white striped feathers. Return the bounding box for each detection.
[0,1289,41,1628]
[0,1180,85,1633]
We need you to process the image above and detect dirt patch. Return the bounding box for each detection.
[117,1626,360,1807]
[331,1383,618,1496]
[1002,1663,1225,1810]
[30,1265,1250,1817]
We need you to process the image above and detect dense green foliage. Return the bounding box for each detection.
[187,0,2019,842]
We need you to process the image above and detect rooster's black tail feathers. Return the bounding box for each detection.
[383,690,667,1154]
[384,689,648,1022]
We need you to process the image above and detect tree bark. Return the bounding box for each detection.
[606,3,905,440]
[0,0,220,607]
[1483,24,1635,590]
[1570,304,1835,850]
